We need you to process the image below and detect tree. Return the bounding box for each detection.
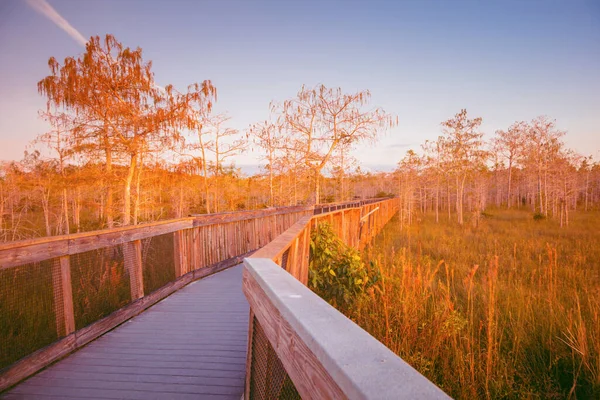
[580,156,594,212]
[492,121,526,208]
[422,138,445,223]
[38,34,214,226]
[182,81,218,213]
[35,111,75,234]
[205,114,246,212]
[249,120,281,207]
[277,84,397,204]
[329,142,358,202]
[521,116,565,216]
[440,109,487,225]
[396,149,422,227]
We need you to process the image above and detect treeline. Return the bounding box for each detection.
[0,34,397,242]
[395,111,600,227]
[0,156,394,241]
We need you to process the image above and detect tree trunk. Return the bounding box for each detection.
[123,153,137,226]
[315,169,321,205]
[447,178,451,221]
[435,174,439,223]
[544,168,549,216]
[268,151,274,207]
[585,170,590,211]
[61,188,69,235]
[74,187,81,233]
[537,165,543,214]
[105,144,114,228]
[456,176,461,224]
[42,189,51,236]
[133,154,143,225]
[198,128,211,214]
[507,157,513,208]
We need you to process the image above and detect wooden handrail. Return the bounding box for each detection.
[243,258,449,399]
[242,198,449,398]
[0,205,313,269]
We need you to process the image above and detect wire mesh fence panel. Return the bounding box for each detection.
[280,248,290,271]
[70,246,131,330]
[141,233,175,294]
[0,260,57,369]
[250,317,301,400]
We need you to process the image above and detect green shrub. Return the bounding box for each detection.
[308,222,379,311]
[533,212,546,221]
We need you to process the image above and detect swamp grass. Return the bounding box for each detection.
[352,209,600,399]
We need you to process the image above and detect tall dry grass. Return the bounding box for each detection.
[352,209,599,399]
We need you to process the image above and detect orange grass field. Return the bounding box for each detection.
[354,210,599,399]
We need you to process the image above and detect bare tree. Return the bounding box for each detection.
[277,84,397,204]
[422,138,444,223]
[441,109,487,225]
[521,116,565,216]
[38,34,214,225]
[492,121,526,208]
[249,120,281,207]
[206,114,246,212]
[35,111,74,234]
[183,81,218,213]
[396,149,422,227]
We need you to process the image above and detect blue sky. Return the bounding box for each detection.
[0,0,599,170]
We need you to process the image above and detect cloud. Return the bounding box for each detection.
[26,0,87,47]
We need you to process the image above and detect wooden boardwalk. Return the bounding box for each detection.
[3,265,249,400]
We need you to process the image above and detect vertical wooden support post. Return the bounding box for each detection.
[174,230,185,277]
[288,237,299,276]
[341,210,347,244]
[52,255,75,337]
[300,227,311,285]
[124,240,144,300]
[191,227,199,271]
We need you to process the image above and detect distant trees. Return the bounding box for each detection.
[391,111,595,228]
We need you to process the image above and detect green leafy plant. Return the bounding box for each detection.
[308,222,379,311]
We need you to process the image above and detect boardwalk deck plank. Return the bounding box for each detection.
[2,265,248,400]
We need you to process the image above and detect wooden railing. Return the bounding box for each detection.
[243,198,450,399]
[0,204,314,391]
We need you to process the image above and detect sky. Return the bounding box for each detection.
[0,0,599,172]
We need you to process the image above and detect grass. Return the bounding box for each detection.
[347,209,600,399]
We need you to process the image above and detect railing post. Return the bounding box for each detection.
[288,237,299,276]
[300,227,310,285]
[174,230,185,277]
[124,240,144,300]
[191,227,199,271]
[52,255,75,337]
